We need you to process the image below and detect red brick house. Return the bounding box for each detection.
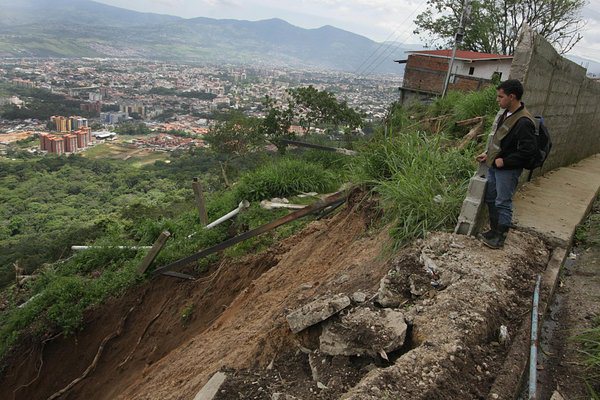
[396,49,513,104]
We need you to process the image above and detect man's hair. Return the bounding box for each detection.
[497,79,524,100]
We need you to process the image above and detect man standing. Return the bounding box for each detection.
[476,79,537,249]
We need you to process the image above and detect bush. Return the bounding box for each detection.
[234,158,340,201]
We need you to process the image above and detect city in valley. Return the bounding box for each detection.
[0,58,402,161]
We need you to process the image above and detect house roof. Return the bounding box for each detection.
[406,49,513,62]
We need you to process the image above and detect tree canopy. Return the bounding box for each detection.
[414,0,587,55]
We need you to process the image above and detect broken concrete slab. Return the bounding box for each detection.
[320,308,407,357]
[193,371,227,400]
[286,294,351,334]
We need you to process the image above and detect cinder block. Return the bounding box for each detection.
[459,197,481,221]
[467,176,487,200]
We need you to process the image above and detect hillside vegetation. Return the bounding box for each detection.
[0,87,498,363]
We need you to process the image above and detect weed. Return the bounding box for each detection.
[180,304,194,326]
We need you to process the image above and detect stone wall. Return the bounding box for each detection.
[510,28,600,174]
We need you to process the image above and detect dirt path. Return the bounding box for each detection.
[537,198,600,399]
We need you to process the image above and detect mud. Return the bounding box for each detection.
[0,194,554,400]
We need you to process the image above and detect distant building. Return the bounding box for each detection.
[120,103,145,117]
[93,131,117,140]
[41,129,92,154]
[396,50,513,104]
[11,79,35,88]
[100,111,129,124]
[80,101,102,114]
[89,92,103,102]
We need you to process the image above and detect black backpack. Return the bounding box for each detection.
[527,116,552,181]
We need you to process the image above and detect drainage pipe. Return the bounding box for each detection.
[205,200,250,229]
[529,274,542,399]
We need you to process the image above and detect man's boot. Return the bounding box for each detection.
[479,214,499,241]
[482,225,509,249]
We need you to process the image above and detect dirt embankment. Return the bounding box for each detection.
[1,194,391,400]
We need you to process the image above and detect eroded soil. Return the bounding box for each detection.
[0,195,553,400]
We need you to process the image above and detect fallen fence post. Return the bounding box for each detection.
[154,190,349,277]
[137,231,171,276]
[280,139,357,156]
[192,177,209,226]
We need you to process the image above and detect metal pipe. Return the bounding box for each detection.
[71,246,152,251]
[529,274,542,399]
[205,200,250,229]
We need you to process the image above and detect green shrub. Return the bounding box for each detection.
[234,158,340,202]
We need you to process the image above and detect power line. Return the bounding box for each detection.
[354,0,428,78]
[356,24,420,78]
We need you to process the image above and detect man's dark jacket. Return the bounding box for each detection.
[493,103,537,170]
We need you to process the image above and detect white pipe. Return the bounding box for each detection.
[260,200,306,210]
[205,200,250,229]
[71,246,152,251]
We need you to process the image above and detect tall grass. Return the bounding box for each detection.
[354,131,474,246]
[575,320,600,397]
[234,158,340,201]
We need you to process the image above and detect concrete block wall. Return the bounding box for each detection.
[510,28,600,174]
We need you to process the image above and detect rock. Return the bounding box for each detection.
[420,252,438,275]
[550,390,565,400]
[286,294,351,334]
[376,271,404,307]
[320,308,407,357]
[317,381,328,390]
[299,283,314,290]
[193,372,227,400]
[499,325,510,346]
[408,274,428,296]
[352,291,367,303]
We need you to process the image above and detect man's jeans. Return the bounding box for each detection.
[484,167,523,227]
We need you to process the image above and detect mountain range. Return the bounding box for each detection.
[0,0,417,74]
[0,0,598,76]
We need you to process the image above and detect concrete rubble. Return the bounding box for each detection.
[193,372,227,400]
[375,270,406,308]
[319,307,407,357]
[286,294,351,333]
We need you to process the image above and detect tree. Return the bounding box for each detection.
[414,0,587,55]
[203,114,264,187]
[287,86,363,134]
[261,96,295,154]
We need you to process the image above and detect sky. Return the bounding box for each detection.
[95,0,600,64]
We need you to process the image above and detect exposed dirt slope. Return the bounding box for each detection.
[208,231,550,400]
[0,195,391,400]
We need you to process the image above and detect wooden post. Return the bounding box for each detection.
[192,177,209,226]
[137,231,171,276]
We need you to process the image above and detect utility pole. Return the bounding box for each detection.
[442,0,473,98]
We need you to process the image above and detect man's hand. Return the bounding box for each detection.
[475,152,487,163]
[494,158,504,168]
